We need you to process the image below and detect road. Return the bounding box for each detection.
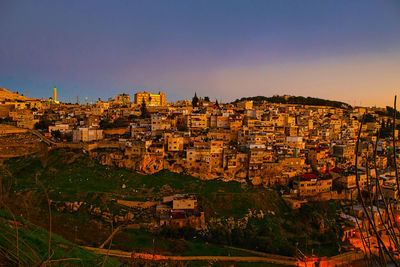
[83,246,367,266]
[82,246,297,265]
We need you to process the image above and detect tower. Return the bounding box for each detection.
[53,87,57,102]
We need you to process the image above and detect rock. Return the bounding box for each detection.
[251,176,263,185]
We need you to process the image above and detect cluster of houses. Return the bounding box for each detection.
[4,87,400,244]
[2,88,400,204]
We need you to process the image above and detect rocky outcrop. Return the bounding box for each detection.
[90,149,283,185]
[136,155,164,174]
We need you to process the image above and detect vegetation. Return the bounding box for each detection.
[0,209,119,266]
[192,92,199,107]
[362,113,376,123]
[375,106,400,118]
[1,149,345,259]
[100,117,130,129]
[115,227,255,257]
[203,200,345,257]
[0,117,13,124]
[140,97,149,118]
[233,95,351,108]
[51,129,61,139]
[35,118,54,130]
[379,119,394,139]
[3,150,255,202]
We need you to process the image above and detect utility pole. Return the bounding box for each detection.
[152,237,155,260]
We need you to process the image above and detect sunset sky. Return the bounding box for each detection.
[1,0,400,106]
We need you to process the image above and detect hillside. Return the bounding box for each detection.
[0,209,120,266]
[2,149,285,217]
[234,95,351,108]
[1,149,345,259]
[0,88,32,101]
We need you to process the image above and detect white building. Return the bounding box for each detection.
[72,127,103,142]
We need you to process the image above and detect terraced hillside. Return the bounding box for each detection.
[0,149,345,260]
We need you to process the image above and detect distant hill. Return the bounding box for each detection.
[0,88,32,101]
[233,95,351,109]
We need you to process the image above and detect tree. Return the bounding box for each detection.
[35,119,52,131]
[192,92,199,107]
[0,117,12,124]
[100,119,112,129]
[51,130,61,139]
[64,132,73,142]
[362,113,376,123]
[386,106,400,118]
[215,99,220,108]
[353,99,400,266]
[204,96,210,102]
[113,117,130,128]
[140,98,149,118]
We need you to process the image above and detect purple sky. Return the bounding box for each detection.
[1,0,400,106]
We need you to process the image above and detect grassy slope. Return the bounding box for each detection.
[1,149,342,259]
[0,209,119,266]
[113,228,255,257]
[3,149,285,218]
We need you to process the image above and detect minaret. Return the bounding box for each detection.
[53,87,57,102]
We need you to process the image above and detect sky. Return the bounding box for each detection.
[1,0,400,107]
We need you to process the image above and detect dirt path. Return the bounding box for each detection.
[82,246,297,265]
